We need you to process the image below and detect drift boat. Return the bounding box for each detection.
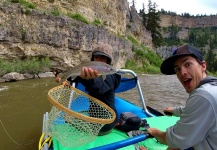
[40,69,179,150]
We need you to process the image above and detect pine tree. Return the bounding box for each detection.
[141,0,163,47]
[206,49,215,72]
[140,3,147,27]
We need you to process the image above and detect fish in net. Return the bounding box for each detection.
[45,85,116,148]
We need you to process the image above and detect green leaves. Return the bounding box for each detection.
[0,57,51,76]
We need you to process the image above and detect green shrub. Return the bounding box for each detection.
[208,71,217,78]
[123,45,162,74]
[67,13,89,24]
[126,23,131,29]
[10,0,36,9]
[124,59,161,74]
[143,65,160,74]
[133,48,161,67]
[127,35,139,45]
[0,57,52,76]
[92,19,101,26]
[124,59,137,69]
[51,7,60,16]
[22,0,36,9]
[10,0,19,3]
[143,50,162,67]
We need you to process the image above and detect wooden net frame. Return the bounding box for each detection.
[45,85,116,148]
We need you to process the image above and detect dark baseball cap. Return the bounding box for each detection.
[93,51,111,61]
[92,43,112,64]
[160,44,203,75]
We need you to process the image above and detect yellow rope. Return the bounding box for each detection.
[38,133,52,150]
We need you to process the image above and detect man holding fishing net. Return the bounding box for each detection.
[140,44,217,150]
[56,42,121,135]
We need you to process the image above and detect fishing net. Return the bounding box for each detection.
[45,85,116,148]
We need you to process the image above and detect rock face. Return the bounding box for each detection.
[158,14,217,59]
[29,0,129,34]
[0,3,133,69]
[160,15,217,28]
[0,1,154,70]
[0,1,216,72]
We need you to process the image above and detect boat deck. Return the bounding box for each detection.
[51,116,179,150]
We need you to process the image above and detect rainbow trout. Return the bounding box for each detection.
[59,61,120,81]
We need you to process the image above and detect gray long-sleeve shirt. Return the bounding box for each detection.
[166,76,217,150]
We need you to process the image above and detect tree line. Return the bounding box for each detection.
[132,0,217,74]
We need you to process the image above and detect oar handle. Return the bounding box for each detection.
[89,134,147,150]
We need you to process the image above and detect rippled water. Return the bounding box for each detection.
[0,74,188,150]
[0,78,56,150]
[117,74,188,112]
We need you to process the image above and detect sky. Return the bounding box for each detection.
[132,0,217,16]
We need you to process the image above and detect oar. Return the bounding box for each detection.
[88,134,147,150]
[146,106,164,116]
[147,106,173,116]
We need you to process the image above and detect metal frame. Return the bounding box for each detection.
[117,69,154,117]
[41,112,49,150]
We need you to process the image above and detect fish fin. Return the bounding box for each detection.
[116,72,122,75]
[69,75,78,80]
[102,75,106,80]
[115,70,123,75]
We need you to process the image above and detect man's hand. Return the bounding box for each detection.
[139,146,148,150]
[163,107,173,116]
[55,77,70,87]
[55,77,61,83]
[147,128,167,145]
[80,67,99,79]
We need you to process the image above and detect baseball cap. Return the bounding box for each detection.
[91,43,113,64]
[93,51,111,61]
[160,44,203,75]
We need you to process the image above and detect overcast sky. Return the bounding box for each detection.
[132,0,217,15]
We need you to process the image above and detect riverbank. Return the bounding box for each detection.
[0,71,55,83]
[1,70,216,83]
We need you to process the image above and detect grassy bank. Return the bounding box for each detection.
[125,36,162,74]
[0,57,51,76]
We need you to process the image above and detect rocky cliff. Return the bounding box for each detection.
[0,0,153,70]
[160,14,217,28]
[0,0,216,72]
[158,14,217,59]
[30,0,129,34]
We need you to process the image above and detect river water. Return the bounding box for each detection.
[0,74,188,150]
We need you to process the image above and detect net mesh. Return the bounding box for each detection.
[45,85,116,148]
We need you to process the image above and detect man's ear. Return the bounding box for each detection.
[201,61,206,72]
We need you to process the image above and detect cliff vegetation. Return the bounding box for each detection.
[0,0,217,81]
